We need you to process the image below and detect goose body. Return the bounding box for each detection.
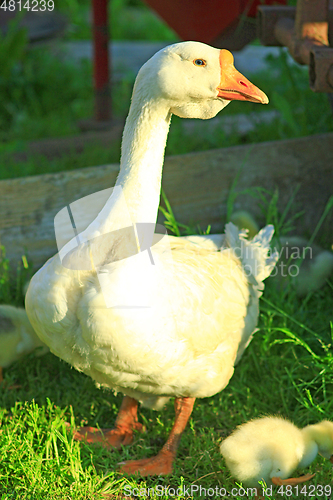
[25,226,275,406]
[220,416,333,487]
[25,41,277,475]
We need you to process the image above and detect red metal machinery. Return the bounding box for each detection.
[144,0,286,49]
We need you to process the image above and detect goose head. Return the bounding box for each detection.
[133,41,268,120]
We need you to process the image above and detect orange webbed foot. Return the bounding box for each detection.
[71,422,143,449]
[118,451,174,476]
[66,396,143,449]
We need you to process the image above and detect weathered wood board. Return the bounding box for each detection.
[1,133,332,272]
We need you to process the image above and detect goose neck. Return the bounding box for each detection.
[115,96,172,226]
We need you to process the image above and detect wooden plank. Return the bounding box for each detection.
[1,133,332,271]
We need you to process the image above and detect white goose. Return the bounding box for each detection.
[25,41,278,476]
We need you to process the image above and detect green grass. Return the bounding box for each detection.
[0,246,30,306]
[1,193,333,499]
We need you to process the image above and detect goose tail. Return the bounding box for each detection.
[224,222,278,290]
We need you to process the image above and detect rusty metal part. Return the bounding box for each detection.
[258,2,330,64]
[257,6,296,46]
[310,47,333,91]
[258,0,333,92]
[295,0,329,42]
[274,16,327,65]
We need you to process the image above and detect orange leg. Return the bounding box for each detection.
[73,396,142,449]
[119,396,195,476]
[272,473,315,486]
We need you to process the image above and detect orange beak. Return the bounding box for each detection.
[217,49,269,104]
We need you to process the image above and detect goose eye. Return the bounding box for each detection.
[193,59,206,66]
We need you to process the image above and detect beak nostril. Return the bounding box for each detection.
[239,81,248,87]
